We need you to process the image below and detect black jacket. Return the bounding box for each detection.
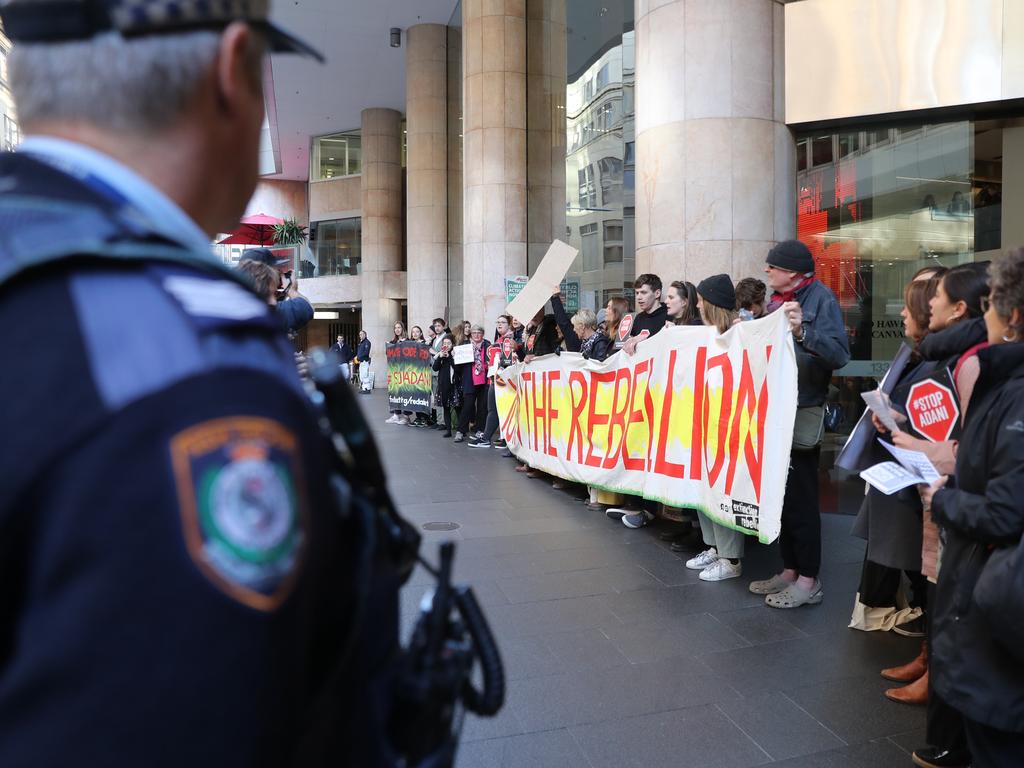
[457,340,490,394]
[432,353,459,407]
[789,280,850,407]
[930,342,1024,733]
[548,295,612,360]
[917,317,987,369]
[356,338,371,362]
[331,340,353,362]
[631,304,668,338]
[550,295,582,352]
[528,316,561,357]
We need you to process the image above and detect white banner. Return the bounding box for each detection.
[494,313,799,543]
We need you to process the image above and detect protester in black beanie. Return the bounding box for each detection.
[766,239,815,275]
[696,274,736,311]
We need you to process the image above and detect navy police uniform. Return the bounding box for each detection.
[0,151,399,765]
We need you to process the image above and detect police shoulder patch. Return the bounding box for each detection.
[170,417,307,611]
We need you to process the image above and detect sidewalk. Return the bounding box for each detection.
[363,391,925,767]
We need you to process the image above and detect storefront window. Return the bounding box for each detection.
[309,217,361,276]
[798,116,1023,512]
[310,131,361,181]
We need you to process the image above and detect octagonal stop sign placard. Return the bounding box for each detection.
[907,379,960,442]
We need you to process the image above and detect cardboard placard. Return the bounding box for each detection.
[504,240,580,325]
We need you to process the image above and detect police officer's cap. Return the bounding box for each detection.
[0,0,324,62]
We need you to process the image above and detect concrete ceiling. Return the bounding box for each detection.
[265,0,458,180]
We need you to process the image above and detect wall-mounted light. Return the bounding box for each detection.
[390,27,402,47]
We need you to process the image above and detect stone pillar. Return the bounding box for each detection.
[462,0,528,329]
[360,107,403,387]
[526,0,567,274]
[634,0,794,284]
[406,24,449,331]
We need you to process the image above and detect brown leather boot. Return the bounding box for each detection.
[881,641,927,682]
[885,670,928,705]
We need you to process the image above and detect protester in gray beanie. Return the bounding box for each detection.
[748,239,850,609]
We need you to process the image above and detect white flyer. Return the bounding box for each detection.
[860,462,925,495]
[453,344,474,365]
[878,439,941,484]
[861,389,901,433]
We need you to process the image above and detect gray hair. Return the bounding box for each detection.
[9,28,262,133]
[571,308,598,330]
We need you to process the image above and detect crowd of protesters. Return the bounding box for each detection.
[370,240,1024,766]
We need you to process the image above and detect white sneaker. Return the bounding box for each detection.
[396,415,409,425]
[699,559,742,582]
[685,548,718,571]
[385,415,399,424]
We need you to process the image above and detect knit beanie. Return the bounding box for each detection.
[696,274,736,310]
[765,240,815,274]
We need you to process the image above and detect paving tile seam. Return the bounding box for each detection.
[778,690,849,747]
[711,702,778,764]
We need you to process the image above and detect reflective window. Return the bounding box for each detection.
[3,114,18,152]
[309,217,361,276]
[311,131,361,180]
[798,116,1023,513]
[561,0,635,311]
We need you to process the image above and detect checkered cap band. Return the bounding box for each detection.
[109,0,269,32]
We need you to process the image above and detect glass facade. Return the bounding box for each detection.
[797,117,1022,513]
[560,0,635,311]
[310,131,361,181]
[309,217,361,277]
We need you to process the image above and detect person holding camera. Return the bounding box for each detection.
[238,247,313,333]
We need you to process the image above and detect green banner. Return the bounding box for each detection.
[386,341,432,414]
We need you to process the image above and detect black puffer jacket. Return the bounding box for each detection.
[930,341,1024,733]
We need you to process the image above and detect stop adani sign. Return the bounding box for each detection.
[907,379,960,442]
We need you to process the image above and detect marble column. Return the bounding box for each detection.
[360,107,403,387]
[462,0,528,329]
[634,0,795,285]
[406,24,449,331]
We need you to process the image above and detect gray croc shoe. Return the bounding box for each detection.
[748,574,792,595]
[765,580,823,608]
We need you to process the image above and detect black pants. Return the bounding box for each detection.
[441,403,454,433]
[779,446,822,578]
[481,382,499,442]
[963,717,1024,767]
[926,583,969,753]
[456,384,487,435]
[858,558,928,609]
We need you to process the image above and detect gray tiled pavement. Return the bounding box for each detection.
[363,392,925,767]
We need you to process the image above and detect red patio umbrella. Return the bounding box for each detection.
[217,213,285,246]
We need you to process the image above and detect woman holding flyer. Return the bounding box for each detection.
[920,250,1024,766]
[869,264,989,768]
[853,268,944,639]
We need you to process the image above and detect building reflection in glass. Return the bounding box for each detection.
[562,0,635,311]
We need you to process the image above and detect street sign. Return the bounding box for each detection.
[907,378,960,443]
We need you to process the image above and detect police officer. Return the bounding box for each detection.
[0,2,401,765]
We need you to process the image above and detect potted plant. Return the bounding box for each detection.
[272,218,308,246]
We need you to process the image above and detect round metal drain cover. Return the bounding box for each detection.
[422,521,460,532]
